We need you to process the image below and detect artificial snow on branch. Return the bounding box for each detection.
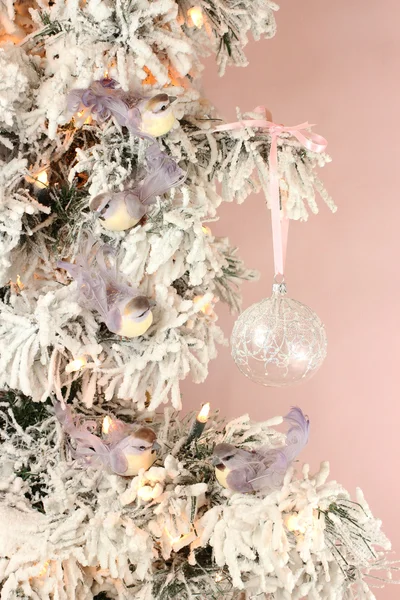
[0,399,397,600]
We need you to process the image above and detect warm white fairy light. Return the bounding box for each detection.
[9,274,24,293]
[187,6,204,28]
[137,485,155,502]
[26,169,48,189]
[202,225,211,235]
[197,402,210,424]
[165,528,182,545]
[193,294,214,315]
[75,110,92,125]
[29,560,50,579]
[35,170,48,189]
[38,561,50,577]
[65,356,87,374]
[186,402,211,445]
[102,415,113,435]
[285,513,306,534]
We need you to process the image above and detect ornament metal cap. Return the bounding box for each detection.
[272,281,287,295]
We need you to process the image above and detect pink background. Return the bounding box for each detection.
[181,0,400,596]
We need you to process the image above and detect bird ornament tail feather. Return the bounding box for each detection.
[249,407,310,491]
[281,406,310,463]
[57,232,110,321]
[54,401,111,468]
[67,78,129,125]
[128,143,186,211]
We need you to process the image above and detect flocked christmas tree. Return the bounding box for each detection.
[0,1,398,599]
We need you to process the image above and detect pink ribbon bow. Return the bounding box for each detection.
[214,107,328,279]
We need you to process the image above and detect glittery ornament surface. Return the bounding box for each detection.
[231,283,327,386]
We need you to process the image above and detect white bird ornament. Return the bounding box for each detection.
[212,407,309,493]
[67,79,177,138]
[58,233,153,338]
[89,143,185,232]
[55,402,160,476]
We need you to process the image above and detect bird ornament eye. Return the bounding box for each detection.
[160,104,167,111]
[139,445,146,451]
[100,202,110,215]
[225,454,234,461]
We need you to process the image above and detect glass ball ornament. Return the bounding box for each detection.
[231,282,327,387]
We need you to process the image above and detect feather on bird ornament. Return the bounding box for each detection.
[55,402,160,476]
[89,143,185,231]
[212,407,310,493]
[58,233,153,338]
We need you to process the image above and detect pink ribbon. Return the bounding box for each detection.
[214,107,328,279]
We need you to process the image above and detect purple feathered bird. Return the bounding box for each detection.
[55,402,160,476]
[89,143,185,231]
[212,407,310,493]
[67,78,176,138]
[58,233,153,338]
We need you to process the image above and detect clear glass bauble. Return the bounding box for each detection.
[231,282,327,387]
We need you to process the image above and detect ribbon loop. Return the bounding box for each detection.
[213,109,327,278]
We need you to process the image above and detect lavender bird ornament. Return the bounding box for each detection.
[67,79,176,137]
[89,143,185,231]
[58,233,153,338]
[212,407,310,493]
[55,402,160,476]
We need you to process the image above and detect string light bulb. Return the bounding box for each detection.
[26,169,48,189]
[187,6,204,28]
[193,293,214,315]
[65,356,87,374]
[202,225,211,235]
[102,415,113,435]
[76,110,92,125]
[9,274,24,294]
[37,560,50,577]
[197,402,210,423]
[36,170,48,189]
[165,528,182,545]
[16,274,24,290]
[137,485,155,502]
[285,513,306,534]
[185,402,210,445]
